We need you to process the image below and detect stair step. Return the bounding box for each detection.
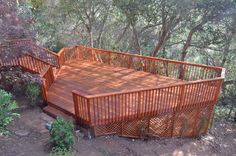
[43,105,74,122]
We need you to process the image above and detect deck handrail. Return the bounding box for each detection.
[60,45,223,81]
[72,77,223,126]
[75,45,223,71]
[0,39,61,68]
[0,52,54,102]
[74,77,224,99]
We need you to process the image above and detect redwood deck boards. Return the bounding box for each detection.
[47,60,185,116]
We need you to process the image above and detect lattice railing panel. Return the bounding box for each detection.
[120,118,149,138]
[172,108,199,137]
[94,122,121,136]
[149,113,173,137]
[196,105,214,135]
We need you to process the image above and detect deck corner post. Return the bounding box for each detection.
[181,64,187,81]
[49,66,55,82]
[87,98,92,125]
[221,68,226,78]
[203,104,215,135]
[72,92,79,121]
[40,79,47,102]
[137,91,141,117]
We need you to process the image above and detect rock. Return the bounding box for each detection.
[75,130,84,138]
[15,130,30,137]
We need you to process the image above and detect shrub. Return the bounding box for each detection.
[49,147,75,156]
[0,66,42,95]
[0,89,19,135]
[49,117,74,150]
[25,83,41,106]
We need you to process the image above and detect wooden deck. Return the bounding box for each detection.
[47,60,185,116]
[0,39,225,138]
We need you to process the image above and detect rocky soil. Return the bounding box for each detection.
[0,102,235,156]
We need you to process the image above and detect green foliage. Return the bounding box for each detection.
[49,147,75,156]
[25,83,41,106]
[0,89,19,135]
[113,0,149,25]
[49,117,74,150]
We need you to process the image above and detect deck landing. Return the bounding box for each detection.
[47,60,184,116]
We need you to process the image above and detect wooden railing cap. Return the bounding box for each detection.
[74,45,224,71]
[72,77,224,99]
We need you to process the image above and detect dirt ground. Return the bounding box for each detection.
[0,99,236,156]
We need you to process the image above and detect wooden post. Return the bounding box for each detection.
[204,79,223,134]
[72,92,79,121]
[137,92,141,117]
[40,79,47,102]
[181,64,187,81]
[87,98,91,125]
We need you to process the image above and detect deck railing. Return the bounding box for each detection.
[72,77,223,126]
[59,45,223,81]
[0,39,61,68]
[0,53,54,102]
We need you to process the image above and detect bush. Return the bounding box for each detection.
[49,147,75,156]
[0,66,42,95]
[49,117,74,150]
[25,83,41,106]
[0,89,19,135]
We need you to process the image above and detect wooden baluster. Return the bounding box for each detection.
[137,92,141,118]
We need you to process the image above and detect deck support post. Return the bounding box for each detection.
[87,99,91,125]
[137,92,141,117]
[72,92,80,123]
[203,79,223,135]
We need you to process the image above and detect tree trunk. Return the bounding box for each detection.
[89,30,93,47]
[151,29,167,57]
[116,24,130,45]
[180,28,196,61]
[131,24,141,55]
[151,0,166,57]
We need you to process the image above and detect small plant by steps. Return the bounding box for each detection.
[49,117,75,150]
